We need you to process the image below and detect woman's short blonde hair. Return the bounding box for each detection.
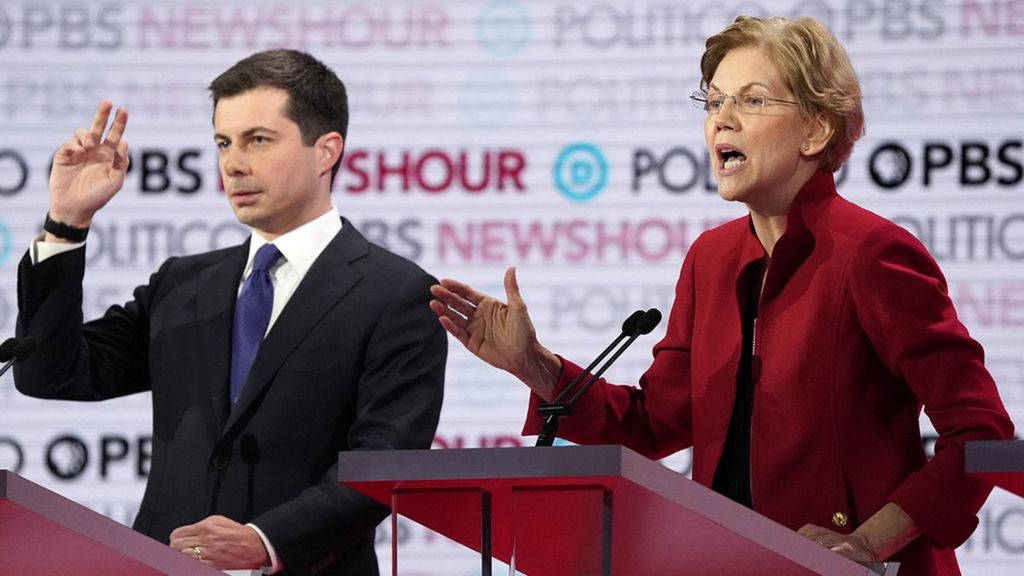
[700,16,865,172]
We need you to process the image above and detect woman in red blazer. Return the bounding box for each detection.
[431,16,1014,575]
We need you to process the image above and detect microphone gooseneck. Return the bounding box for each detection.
[535,309,662,447]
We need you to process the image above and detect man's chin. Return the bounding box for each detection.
[230,207,261,229]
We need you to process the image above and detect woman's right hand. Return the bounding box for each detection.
[430,266,562,400]
[48,101,130,231]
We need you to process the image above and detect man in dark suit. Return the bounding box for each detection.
[14,50,446,575]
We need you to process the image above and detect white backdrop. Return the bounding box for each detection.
[0,0,1022,574]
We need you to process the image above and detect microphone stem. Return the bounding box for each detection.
[535,414,559,447]
[0,360,16,380]
[551,332,628,405]
[565,332,642,406]
[535,331,642,447]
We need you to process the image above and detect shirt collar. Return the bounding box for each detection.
[244,207,342,278]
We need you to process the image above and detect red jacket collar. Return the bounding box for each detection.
[739,171,838,302]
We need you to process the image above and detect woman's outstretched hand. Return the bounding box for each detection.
[430,266,561,400]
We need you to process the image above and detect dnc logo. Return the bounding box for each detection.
[553,143,608,202]
[0,219,11,268]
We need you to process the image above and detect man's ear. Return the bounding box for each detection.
[316,132,344,177]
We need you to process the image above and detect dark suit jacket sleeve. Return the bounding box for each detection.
[14,247,166,400]
[251,267,447,573]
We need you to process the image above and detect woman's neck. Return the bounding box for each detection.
[749,210,788,256]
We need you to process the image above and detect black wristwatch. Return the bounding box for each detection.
[43,212,89,242]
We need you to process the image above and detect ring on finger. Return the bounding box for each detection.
[193,546,203,561]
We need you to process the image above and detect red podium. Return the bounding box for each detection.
[338,445,896,575]
[0,470,222,576]
[966,440,1024,498]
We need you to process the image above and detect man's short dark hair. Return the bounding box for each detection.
[209,49,348,182]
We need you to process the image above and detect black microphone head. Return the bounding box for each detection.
[0,338,17,363]
[621,310,645,334]
[637,309,662,335]
[13,338,38,361]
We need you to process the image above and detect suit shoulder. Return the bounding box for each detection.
[361,241,437,285]
[338,219,435,283]
[157,245,241,273]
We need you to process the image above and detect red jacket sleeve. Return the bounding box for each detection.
[522,248,699,460]
[849,225,1014,548]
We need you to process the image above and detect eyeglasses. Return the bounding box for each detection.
[690,90,799,115]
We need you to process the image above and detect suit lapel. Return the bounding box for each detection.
[223,223,368,433]
[197,242,250,428]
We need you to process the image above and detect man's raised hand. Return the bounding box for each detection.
[48,101,129,230]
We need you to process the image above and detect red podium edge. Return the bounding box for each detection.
[0,470,222,575]
[966,440,1024,498]
[339,445,880,575]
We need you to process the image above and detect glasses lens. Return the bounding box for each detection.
[690,92,707,110]
[740,95,767,113]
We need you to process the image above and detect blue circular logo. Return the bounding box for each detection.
[477,0,531,57]
[0,219,11,268]
[553,143,608,202]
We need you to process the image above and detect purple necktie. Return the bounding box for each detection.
[230,243,282,405]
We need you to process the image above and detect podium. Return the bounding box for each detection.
[0,470,223,576]
[338,445,895,575]
[966,440,1024,498]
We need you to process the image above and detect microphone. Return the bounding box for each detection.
[0,337,38,379]
[0,338,17,363]
[564,309,661,405]
[549,310,644,406]
[535,309,662,447]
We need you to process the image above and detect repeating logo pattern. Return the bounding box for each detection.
[0,2,1021,574]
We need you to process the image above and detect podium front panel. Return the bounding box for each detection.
[339,446,877,576]
[0,470,223,576]
[0,498,163,576]
[511,485,611,575]
[391,487,494,575]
